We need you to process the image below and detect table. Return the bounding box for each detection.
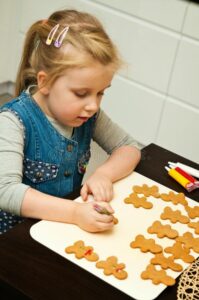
[0,143,198,300]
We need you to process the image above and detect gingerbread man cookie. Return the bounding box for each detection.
[141,264,175,286]
[124,193,153,209]
[185,205,199,219]
[176,232,199,253]
[160,191,188,206]
[65,240,99,261]
[150,253,183,272]
[160,207,189,224]
[147,221,179,239]
[96,256,128,280]
[164,241,195,263]
[130,234,163,253]
[133,184,160,198]
[188,221,199,234]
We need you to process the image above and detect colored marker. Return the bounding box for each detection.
[168,162,199,179]
[165,167,194,192]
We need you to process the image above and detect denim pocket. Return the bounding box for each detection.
[23,158,59,183]
[78,149,91,174]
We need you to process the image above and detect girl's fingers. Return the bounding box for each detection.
[96,220,114,231]
[80,184,88,201]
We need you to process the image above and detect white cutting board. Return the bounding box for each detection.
[30,172,199,300]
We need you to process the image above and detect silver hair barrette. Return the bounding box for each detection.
[46,24,60,45]
[54,26,69,48]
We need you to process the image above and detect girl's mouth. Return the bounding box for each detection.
[77,116,89,122]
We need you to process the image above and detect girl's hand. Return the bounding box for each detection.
[80,172,113,202]
[73,201,114,232]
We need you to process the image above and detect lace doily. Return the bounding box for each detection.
[177,257,199,300]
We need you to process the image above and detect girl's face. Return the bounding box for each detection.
[34,61,114,127]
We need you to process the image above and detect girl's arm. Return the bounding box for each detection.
[81,145,141,202]
[0,112,114,233]
[93,145,141,182]
[81,110,141,201]
[21,187,114,232]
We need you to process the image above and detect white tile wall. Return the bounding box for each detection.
[0,0,23,83]
[1,0,199,163]
[183,2,199,40]
[18,0,180,93]
[168,37,199,108]
[101,75,165,145]
[156,97,199,162]
[93,0,188,32]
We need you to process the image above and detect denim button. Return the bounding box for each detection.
[35,171,43,179]
[64,171,71,177]
[67,144,73,152]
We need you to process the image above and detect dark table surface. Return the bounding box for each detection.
[0,143,199,300]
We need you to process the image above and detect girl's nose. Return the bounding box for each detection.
[85,98,99,113]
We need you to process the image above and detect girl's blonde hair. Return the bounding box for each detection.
[15,9,122,96]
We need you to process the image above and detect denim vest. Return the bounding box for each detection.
[0,91,96,233]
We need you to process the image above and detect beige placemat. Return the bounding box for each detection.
[177,257,199,300]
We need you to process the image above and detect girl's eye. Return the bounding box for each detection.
[98,92,104,97]
[75,92,88,98]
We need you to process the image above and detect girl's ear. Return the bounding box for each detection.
[37,71,49,95]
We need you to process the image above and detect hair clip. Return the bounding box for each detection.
[54,26,69,48]
[46,24,59,45]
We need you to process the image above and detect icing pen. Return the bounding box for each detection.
[168,162,199,179]
[165,166,194,192]
[174,167,199,190]
[93,204,112,215]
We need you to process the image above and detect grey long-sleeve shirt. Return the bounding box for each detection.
[0,108,138,215]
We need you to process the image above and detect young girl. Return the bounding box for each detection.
[0,9,140,234]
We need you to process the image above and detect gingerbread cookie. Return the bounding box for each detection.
[124,193,153,209]
[147,221,179,239]
[133,184,160,198]
[150,253,183,272]
[65,240,99,261]
[164,241,195,263]
[113,216,119,225]
[130,234,163,253]
[188,221,199,234]
[141,264,175,286]
[160,207,189,224]
[185,205,199,219]
[176,232,199,253]
[96,256,128,280]
[160,191,188,206]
